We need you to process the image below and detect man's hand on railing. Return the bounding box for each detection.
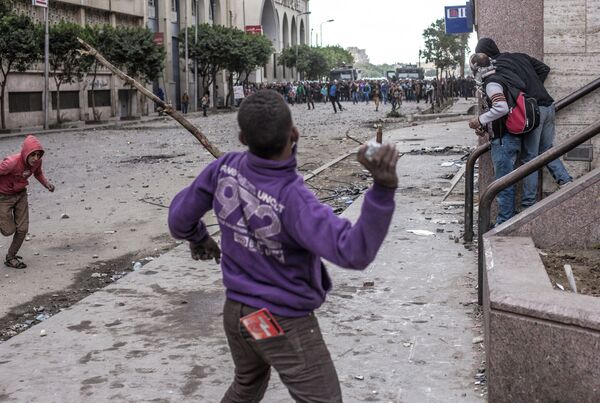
[469,117,486,137]
[468,117,481,129]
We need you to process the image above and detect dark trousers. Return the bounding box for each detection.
[330,97,343,113]
[221,299,342,403]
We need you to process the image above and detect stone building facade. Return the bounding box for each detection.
[151,0,310,109]
[3,0,309,130]
[475,0,599,182]
[4,0,145,130]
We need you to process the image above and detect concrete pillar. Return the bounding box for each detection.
[475,0,544,59]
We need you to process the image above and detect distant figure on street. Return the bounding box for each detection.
[168,90,398,403]
[306,82,315,110]
[328,81,343,113]
[373,84,381,112]
[363,82,371,104]
[0,135,55,269]
[201,92,209,117]
[155,87,166,116]
[181,91,190,114]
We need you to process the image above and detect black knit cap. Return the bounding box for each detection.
[475,38,500,58]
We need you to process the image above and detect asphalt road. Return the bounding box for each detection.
[0,99,425,319]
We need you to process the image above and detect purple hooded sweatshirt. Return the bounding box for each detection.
[168,149,395,317]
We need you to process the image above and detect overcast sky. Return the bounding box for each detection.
[308,0,478,65]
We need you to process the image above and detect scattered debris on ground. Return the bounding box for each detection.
[0,245,174,341]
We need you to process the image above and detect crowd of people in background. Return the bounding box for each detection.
[238,76,476,113]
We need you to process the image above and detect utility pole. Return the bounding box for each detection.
[319,19,333,47]
[185,0,189,108]
[44,6,49,129]
[194,0,198,111]
[33,0,50,129]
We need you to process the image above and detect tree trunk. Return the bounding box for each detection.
[212,72,218,109]
[56,82,62,123]
[91,63,98,121]
[128,86,134,117]
[0,63,11,130]
[0,80,6,130]
[228,74,234,107]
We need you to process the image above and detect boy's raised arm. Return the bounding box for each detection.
[289,144,398,270]
[290,183,395,270]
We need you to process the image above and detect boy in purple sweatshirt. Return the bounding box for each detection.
[168,90,398,402]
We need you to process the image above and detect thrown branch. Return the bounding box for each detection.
[77,37,223,159]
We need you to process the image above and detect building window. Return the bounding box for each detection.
[8,92,43,113]
[273,54,277,79]
[191,0,196,17]
[148,0,157,19]
[171,0,177,12]
[51,91,80,110]
[88,90,111,107]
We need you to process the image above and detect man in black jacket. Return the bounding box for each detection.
[476,38,572,209]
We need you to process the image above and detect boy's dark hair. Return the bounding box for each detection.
[238,90,292,158]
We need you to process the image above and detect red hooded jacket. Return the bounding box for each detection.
[0,135,50,195]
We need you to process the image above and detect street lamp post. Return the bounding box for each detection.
[295,11,311,80]
[319,19,334,47]
[194,0,198,111]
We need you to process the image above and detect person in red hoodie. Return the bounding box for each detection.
[0,135,55,269]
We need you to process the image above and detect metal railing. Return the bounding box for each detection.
[476,118,600,304]
[463,76,600,242]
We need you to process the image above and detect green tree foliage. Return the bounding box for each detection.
[0,0,12,16]
[422,19,470,78]
[223,29,273,105]
[239,34,273,83]
[279,45,353,80]
[111,26,164,83]
[49,21,84,123]
[81,24,117,120]
[111,26,165,116]
[183,24,272,107]
[186,24,233,107]
[319,45,354,69]
[0,11,41,129]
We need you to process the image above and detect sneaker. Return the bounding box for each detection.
[559,181,573,189]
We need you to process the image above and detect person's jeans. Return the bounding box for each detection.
[182,103,188,114]
[382,90,388,104]
[491,134,522,225]
[352,92,359,104]
[221,299,342,403]
[521,104,572,207]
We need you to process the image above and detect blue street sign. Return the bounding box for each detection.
[445,2,473,34]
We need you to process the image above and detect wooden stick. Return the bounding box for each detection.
[77,37,223,159]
